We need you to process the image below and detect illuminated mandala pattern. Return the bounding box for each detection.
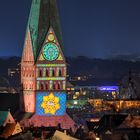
[36,92,66,116]
[43,43,59,61]
[41,93,60,115]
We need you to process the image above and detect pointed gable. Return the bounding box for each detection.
[22,30,34,62]
[0,111,15,127]
[0,111,8,126]
[12,123,22,136]
[37,27,65,62]
[27,0,64,60]
[20,113,76,131]
[1,123,22,139]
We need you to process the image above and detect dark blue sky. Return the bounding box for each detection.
[0,0,140,58]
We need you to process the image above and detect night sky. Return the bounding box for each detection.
[0,0,140,58]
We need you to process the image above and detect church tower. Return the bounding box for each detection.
[21,0,66,115]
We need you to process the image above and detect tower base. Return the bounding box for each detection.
[19,113,76,130]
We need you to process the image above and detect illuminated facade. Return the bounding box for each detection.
[36,92,66,116]
[21,0,66,116]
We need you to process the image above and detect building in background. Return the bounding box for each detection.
[8,68,19,78]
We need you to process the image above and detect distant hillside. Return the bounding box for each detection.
[108,54,140,62]
[0,93,19,114]
[0,56,140,79]
[67,56,140,79]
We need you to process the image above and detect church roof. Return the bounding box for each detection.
[1,123,16,139]
[26,0,63,60]
[118,115,140,128]
[0,123,22,139]
[0,111,8,126]
[20,113,76,131]
[0,111,15,127]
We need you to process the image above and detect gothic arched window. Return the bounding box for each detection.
[39,69,42,77]
[59,69,62,76]
[53,83,56,90]
[52,69,55,77]
[46,69,49,77]
[58,83,61,90]
[46,83,48,90]
[40,83,44,90]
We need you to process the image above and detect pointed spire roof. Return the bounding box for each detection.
[27,0,63,60]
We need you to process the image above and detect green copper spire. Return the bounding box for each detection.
[27,0,63,60]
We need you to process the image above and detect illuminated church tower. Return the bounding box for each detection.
[21,0,66,116]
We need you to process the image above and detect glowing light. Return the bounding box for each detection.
[90,118,99,122]
[112,91,116,98]
[71,88,75,91]
[78,77,81,80]
[83,91,86,95]
[74,101,78,105]
[73,95,77,99]
[41,93,60,115]
[75,92,80,96]
[36,92,66,116]
[99,86,119,91]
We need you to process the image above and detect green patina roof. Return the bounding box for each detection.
[26,0,63,60]
[0,111,8,126]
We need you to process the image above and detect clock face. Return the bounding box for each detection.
[43,43,59,61]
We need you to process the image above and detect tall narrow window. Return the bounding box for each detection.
[26,84,28,89]
[53,83,56,90]
[52,69,55,77]
[31,84,33,90]
[59,69,62,76]
[39,69,42,77]
[58,83,61,90]
[30,84,32,89]
[46,69,49,77]
[46,83,48,90]
[40,83,44,90]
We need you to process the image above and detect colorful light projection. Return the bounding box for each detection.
[99,86,119,91]
[43,43,59,61]
[37,77,65,81]
[37,64,66,67]
[41,93,60,115]
[36,92,66,116]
